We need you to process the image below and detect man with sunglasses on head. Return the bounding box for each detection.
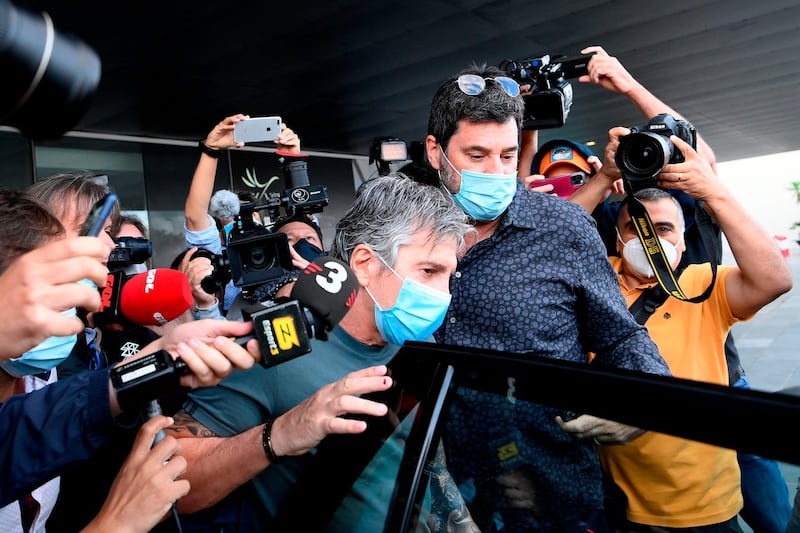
[423,64,671,532]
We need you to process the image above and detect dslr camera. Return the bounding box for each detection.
[615,113,697,192]
[199,153,329,300]
[499,52,595,129]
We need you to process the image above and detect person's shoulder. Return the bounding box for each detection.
[679,263,735,299]
[514,187,592,221]
[509,192,599,253]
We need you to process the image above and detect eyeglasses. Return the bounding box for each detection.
[456,74,520,97]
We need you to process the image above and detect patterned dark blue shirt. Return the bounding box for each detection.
[435,182,670,532]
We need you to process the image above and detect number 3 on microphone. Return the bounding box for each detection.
[317,260,349,294]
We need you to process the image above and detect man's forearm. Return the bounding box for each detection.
[185,156,219,231]
[567,169,616,213]
[705,191,792,315]
[170,413,270,513]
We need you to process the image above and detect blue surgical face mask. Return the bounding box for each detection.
[223,221,235,245]
[0,307,78,378]
[293,239,323,263]
[440,147,517,221]
[365,254,451,346]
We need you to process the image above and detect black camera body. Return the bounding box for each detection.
[499,52,595,129]
[615,113,697,191]
[197,152,329,300]
[225,217,293,292]
[280,184,329,218]
[107,236,152,269]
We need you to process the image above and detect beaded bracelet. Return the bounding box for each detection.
[262,418,283,463]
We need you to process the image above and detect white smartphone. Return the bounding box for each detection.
[234,116,282,143]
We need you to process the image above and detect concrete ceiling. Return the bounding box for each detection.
[9,0,800,163]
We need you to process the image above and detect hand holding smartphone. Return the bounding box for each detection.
[529,172,587,199]
[234,116,282,144]
[80,191,118,237]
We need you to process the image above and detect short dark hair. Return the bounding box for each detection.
[397,161,440,187]
[427,63,525,152]
[237,190,257,204]
[272,215,324,244]
[0,188,65,274]
[115,213,148,239]
[618,188,685,231]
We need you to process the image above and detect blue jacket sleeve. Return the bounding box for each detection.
[0,369,119,506]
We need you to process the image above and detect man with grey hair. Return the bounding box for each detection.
[162,173,476,530]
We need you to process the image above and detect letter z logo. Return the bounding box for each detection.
[273,316,300,351]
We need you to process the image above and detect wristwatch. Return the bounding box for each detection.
[198,140,222,159]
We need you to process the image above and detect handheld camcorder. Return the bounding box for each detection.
[107,236,153,270]
[615,113,697,192]
[499,52,595,129]
[198,153,329,300]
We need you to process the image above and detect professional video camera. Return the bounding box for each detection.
[615,113,697,192]
[499,52,594,130]
[107,236,152,271]
[199,152,329,300]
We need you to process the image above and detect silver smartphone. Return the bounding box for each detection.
[234,116,282,143]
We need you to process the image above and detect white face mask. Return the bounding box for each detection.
[617,230,683,279]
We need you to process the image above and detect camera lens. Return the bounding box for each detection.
[0,1,101,140]
[616,132,673,179]
[246,246,276,271]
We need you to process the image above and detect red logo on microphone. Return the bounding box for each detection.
[99,274,115,311]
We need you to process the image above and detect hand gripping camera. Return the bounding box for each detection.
[615,113,697,192]
[499,52,595,129]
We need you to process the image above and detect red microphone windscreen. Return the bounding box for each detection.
[290,256,358,330]
[120,268,193,325]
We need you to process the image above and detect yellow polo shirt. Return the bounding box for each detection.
[600,258,744,527]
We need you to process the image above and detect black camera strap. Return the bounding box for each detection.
[624,189,717,304]
[629,283,671,325]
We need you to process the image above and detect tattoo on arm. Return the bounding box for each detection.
[426,442,481,532]
[165,409,219,438]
